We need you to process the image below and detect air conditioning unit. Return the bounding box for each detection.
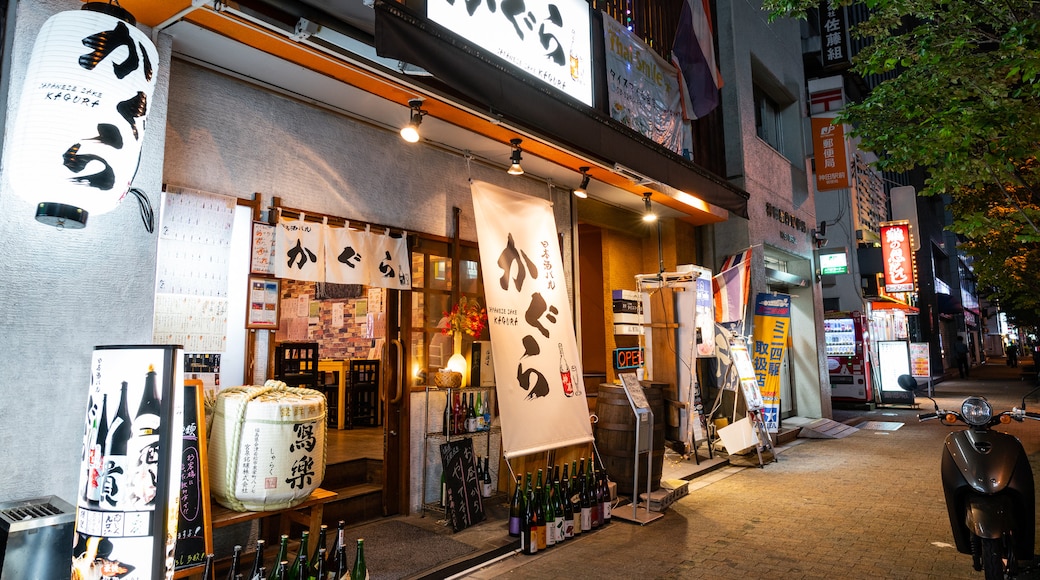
[0,496,75,580]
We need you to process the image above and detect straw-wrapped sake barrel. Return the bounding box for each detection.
[209,380,326,511]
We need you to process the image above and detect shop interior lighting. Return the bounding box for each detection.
[507,138,524,175]
[642,192,657,222]
[399,98,426,143]
[574,167,590,198]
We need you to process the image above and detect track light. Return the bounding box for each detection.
[642,192,657,222]
[507,138,524,175]
[574,167,590,198]
[400,98,426,143]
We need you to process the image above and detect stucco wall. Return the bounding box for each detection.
[0,0,171,503]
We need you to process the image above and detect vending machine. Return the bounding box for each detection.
[825,312,873,403]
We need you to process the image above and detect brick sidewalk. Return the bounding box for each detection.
[458,360,1040,580]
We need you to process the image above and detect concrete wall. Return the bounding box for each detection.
[0,0,171,503]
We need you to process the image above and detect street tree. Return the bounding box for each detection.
[764,0,1040,321]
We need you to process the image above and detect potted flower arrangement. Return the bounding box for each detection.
[441,296,488,342]
[435,297,488,388]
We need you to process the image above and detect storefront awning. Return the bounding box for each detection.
[373,2,750,219]
[871,300,919,313]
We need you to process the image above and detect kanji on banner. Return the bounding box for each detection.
[367,231,411,290]
[324,226,371,285]
[751,293,790,433]
[274,216,325,282]
[470,180,593,459]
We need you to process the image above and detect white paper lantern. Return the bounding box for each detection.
[7,3,158,228]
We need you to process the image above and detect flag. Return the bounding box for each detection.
[671,0,723,120]
[713,248,752,324]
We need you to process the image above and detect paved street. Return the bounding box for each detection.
[460,360,1040,579]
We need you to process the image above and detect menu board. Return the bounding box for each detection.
[439,439,485,532]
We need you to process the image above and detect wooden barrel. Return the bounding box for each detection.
[594,384,665,495]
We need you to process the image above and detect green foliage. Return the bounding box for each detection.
[764,0,1040,322]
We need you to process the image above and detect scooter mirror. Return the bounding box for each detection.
[897,374,919,392]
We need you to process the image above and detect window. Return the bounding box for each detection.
[408,237,486,387]
[754,84,784,155]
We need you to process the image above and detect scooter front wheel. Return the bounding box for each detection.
[980,537,1010,580]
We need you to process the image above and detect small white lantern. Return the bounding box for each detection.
[7,3,159,228]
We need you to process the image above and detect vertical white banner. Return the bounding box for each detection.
[471,181,593,459]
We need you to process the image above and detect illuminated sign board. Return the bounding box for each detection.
[428,0,594,106]
[880,221,915,293]
[818,247,849,275]
[612,347,644,370]
[811,116,850,190]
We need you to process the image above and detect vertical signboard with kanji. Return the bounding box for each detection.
[811,116,850,190]
[880,221,916,293]
[74,345,183,580]
[818,2,851,69]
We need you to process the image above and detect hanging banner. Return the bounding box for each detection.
[602,14,683,154]
[324,225,371,285]
[471,180,593,459]
[74,345,183,580]
[367,231,411,290]
[275,215,325,282]
[751,293,791,433]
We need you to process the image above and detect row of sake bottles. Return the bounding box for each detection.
[508,457,612,555]
[196,522,368,580]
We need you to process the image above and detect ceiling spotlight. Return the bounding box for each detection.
[642,192,657,222]
[507,138,524,175]
[400,98,426,143]
[574,167,591,198]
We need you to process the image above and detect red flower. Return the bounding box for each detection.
[441,296,488,337]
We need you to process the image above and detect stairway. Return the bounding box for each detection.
[320,457,384,526]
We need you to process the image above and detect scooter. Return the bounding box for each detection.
[898,375,1040,579]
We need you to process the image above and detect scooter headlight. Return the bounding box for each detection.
[960,396,993,426]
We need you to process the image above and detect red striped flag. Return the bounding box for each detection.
[713,248,752,324]
[671,0,724,120]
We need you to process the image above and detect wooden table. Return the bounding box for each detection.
[318,359,349,429]
[209,488,338,544]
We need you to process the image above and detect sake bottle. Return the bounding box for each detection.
[287,531,309,580]
[350,539,368,580]
[543,483,556,547]
[310,525,328,579]
[533,485,546,550]
[268,536,289,580]
[326,520,345,579]
[249,539,266,580]
[201,553,215,580]
[225,545,242,580]
[101,381,131,509]
[508,475,522,536]
[86,393,108,505]
[522,487,537,555]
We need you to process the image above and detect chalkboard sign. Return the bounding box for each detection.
[618,372,650,410]
[439,438,485,532]
[174,381,213,575]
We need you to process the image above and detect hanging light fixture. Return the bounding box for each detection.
[507,138,524,175]
[574,167,591,198]
[642,192,658,222]
[7,2,159,229]
[399,98,426,143]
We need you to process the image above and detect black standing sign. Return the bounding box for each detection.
[439,439,485,532]
[174,381,213,575]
